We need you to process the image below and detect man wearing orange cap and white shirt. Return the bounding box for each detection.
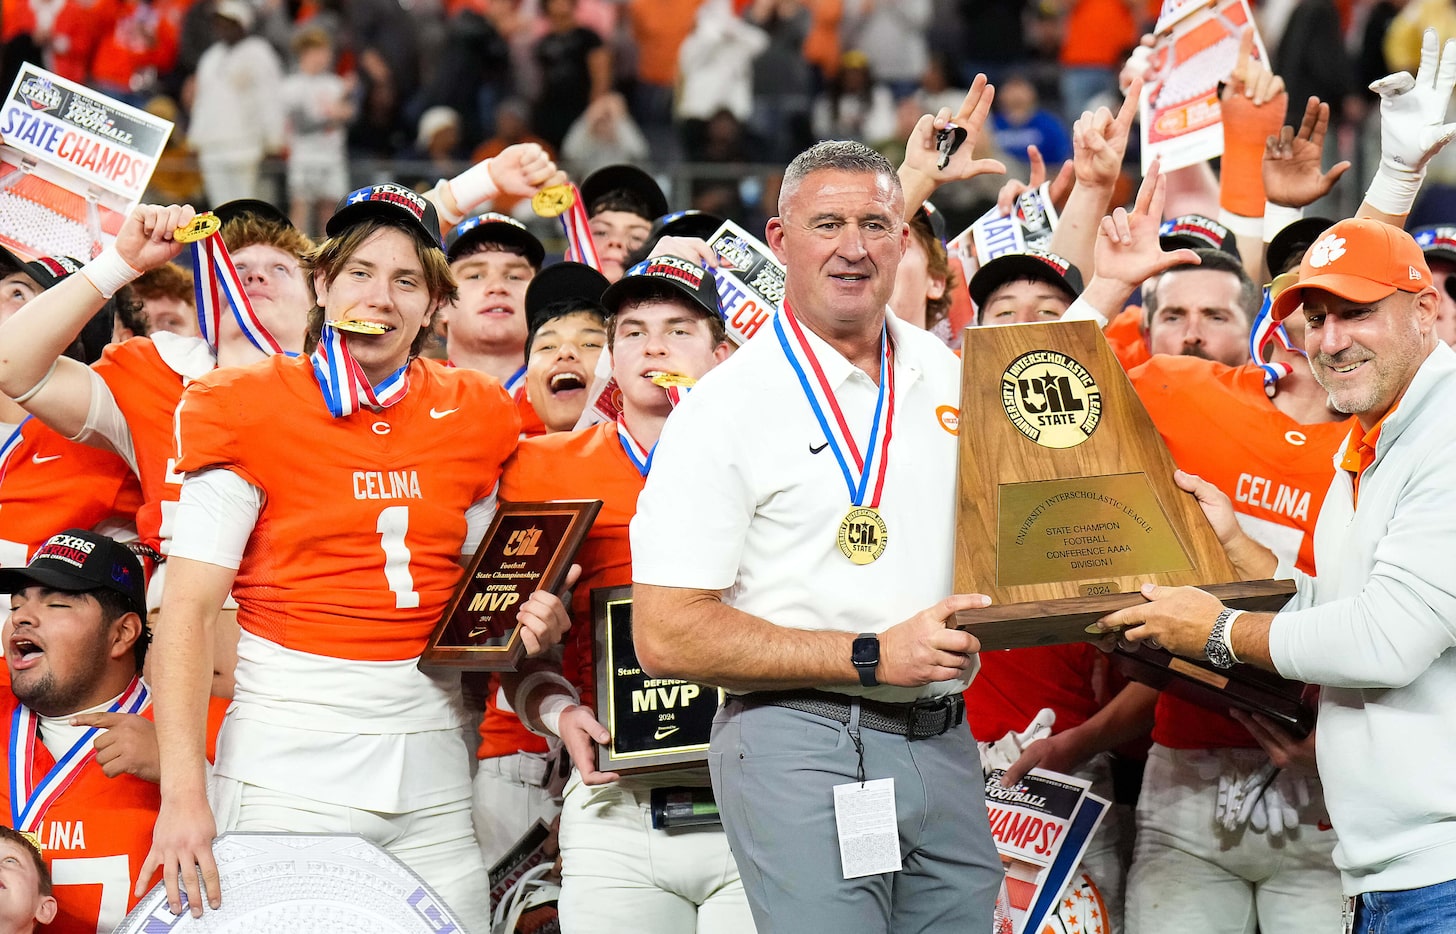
[1099,215,1456,932]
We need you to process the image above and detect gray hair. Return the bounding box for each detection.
[779,140,902,214]
[1144,248,1261,327]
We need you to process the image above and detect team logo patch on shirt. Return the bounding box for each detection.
[937,405,960,435]
[1000,351,1101,449]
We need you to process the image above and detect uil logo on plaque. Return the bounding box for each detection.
[1000,350,1102,449]
[953,320,1297,651]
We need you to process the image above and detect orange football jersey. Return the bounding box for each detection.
[0,416,141,559]
[965,644,1103,744]
[0,418,142,564]
[0,692,227,934]
[515,389,546,439]
[174,355,520,662]
[92,338,188,553]
[1104,306,1151,371]
[1129,355,1351,749]
[1,689,157,934]
[478,421,641,759]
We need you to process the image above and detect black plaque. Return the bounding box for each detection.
[1112,642,1317,738]
[422,500,600,671]
[593,585,722,773]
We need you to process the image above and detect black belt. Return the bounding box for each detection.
[742,689,964,740]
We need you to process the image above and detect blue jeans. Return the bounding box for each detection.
[1356,878,1456,933]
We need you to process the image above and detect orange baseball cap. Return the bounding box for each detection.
[1270,218,1433,321]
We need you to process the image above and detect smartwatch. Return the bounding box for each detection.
[852,632,880,687]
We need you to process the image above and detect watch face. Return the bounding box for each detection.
[852,637,878,667]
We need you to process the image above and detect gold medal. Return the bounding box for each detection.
[18,830,42,853]
[531,184,575,218]
[648,372,696,389]
[328,319,390,335]
[174,212,222,243]
[837,506,888,565]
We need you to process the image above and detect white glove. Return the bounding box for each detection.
[1366,28,1456,213]
[978,708,1057,776]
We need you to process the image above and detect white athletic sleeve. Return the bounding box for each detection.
[460,489,498,558]
[72,367,139,474]
[167,468,262,570]
[1061,295,1110,327]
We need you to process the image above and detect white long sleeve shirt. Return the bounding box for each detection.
[1270,340,1456,895]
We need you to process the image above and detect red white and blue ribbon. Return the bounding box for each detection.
[773,304,895,508]
[615,418,654,477]
[503,365,527,396]
[1249,285,1302,388]
[9,677,149,835]
[560,184,602,271]
[190,236,289,357]
[309,323,411,418]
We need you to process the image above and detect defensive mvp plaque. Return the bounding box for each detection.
[593,585,723,773]
[422,500,600,671]
[954,320,1295,649]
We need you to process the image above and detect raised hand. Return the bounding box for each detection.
[1093,160,1200,289]
[490,143,569,197]
[1072,78,1140,191]
[1370,27,1456,173]
[1264,97,1352,207]
[114,204,195,273]
[900,74,1007,187]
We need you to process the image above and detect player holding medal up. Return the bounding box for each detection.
[141,186,576,931]
[631,138,1004,932]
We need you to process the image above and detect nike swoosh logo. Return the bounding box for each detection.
[653,726,680,741]
[31,454,61,464]
[809,441,828,454]
[429,407,459,419]
[468,626,493,639]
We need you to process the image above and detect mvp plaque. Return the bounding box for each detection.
[593,585,723,774]
[422,500,600,671]
[954,320,1295,649]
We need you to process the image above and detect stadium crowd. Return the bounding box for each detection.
[3,0,1456,933]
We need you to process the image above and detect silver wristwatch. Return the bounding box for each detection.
[1204,608,1242,669]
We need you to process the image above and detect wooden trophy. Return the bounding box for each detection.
[953,319,1295,650]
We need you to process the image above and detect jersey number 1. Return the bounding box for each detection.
[376,505,420,608]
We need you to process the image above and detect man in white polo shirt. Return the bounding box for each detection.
[630,140,1002,933]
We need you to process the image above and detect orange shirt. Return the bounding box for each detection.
[1060,0,1138,68]
[627,0,703,86]
[1129,355,1351,749]
[478,420,641,758]
[90,0,187,90]
[46,0,123,83]
[1338,406,1394,507]
[965,643,1103,743]
[516,388,546,439]
[1104,306,1151,371]
[0,418,141,562]
[0,691,227,934]
[175,355,519,662]
[92,337,188,553]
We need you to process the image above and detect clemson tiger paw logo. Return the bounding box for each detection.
[1308,234,1346,268]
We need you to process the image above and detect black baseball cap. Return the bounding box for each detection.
[1159,214,1239,258]
[968,248,1083,309]
[0,530,146,617]
[446,212,546,268]
[0,245,25,276]
[1266,216,1334,277]
[524,261,611,337]
[914,200,946,244]
[19,255,83,291]
[580,165,670,221]
[601,256,723,320]
[1413,224,1456,265]
[214,198,294,230]
[328,184,443,247]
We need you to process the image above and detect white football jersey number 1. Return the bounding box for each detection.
[375,506,420,609]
